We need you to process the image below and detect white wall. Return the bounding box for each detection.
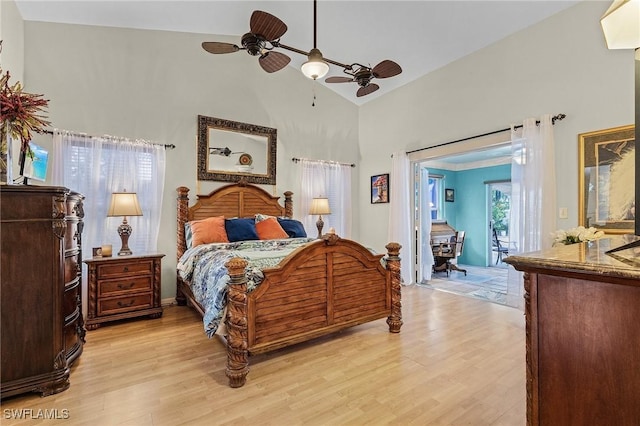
[358,0,634,253]
[1,0,25,181]
[14,0,636,299]
[21,21,360,300]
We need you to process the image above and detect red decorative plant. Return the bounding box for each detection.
[0,68,50,156]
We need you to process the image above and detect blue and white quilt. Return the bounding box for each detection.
[177,238,315,337]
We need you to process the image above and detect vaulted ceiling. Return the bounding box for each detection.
[15,1,581,105]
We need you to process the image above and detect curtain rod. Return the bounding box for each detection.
[43,129,176,149]
[406,113,566,155]
[292,157,356,168]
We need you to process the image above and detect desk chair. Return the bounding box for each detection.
[492,228,509,264]
[432,231,467,276]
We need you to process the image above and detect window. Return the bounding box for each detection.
[428,174,444,220]
[53,133,166,257]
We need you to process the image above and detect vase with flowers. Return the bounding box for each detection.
[0,42,50,184]
[552,226,606,246]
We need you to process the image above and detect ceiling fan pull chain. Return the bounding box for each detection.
[312,80,317,107]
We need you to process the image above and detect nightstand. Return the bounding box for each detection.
[84,253,165,329]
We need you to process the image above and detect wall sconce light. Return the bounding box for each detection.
[309,197,331,238]
[107,191,143,256]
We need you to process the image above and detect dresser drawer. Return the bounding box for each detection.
[98,293,153,316]
[64,220,80,250]
[63,279,80,317]
[97,259,154,279]
[99,276,152,297]
[64,255,80,283]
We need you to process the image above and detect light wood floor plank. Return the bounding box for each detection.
[1,286,525,425]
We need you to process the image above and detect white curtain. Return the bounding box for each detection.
[52,130,166,259]
[507,114,556,308]
[388,152,414,285]
[419,167,435,282]
[298,159,352,238]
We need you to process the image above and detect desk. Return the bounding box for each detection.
[430,222,466,276]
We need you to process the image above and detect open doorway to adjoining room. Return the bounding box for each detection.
[414,143,513,305]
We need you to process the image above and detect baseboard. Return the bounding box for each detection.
[162,297,177,307]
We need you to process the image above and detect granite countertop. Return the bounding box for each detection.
[504,235,640,280]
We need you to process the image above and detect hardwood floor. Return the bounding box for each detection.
[1,286,525,425]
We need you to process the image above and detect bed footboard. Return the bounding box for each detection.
[224,236,402,388]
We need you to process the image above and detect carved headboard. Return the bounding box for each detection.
[176,182,293,261]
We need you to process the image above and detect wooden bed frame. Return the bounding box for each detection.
[176,181,402,387]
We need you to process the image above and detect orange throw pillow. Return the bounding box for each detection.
[190,216,229,246]
[255,216,288,240]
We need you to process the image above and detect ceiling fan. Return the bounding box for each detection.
[200,1,403,97]
[325,60,403,98]
[201,10,292,73]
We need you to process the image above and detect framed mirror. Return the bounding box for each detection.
[197,115,277,185]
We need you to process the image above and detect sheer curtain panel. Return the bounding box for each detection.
[52,130,166,259]
[388,152,415,285]
[507,114,557,309]
[298,159,352,238]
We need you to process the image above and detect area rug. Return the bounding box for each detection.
[431,272,493,284]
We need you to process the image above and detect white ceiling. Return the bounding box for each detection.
[14,0,581,105]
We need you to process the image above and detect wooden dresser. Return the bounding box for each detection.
[1,185,85,398]
[84,253,164,329]
[505,236,640,425]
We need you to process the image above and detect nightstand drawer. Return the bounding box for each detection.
[98,293,153,316]
[97,260,154,279]
[99,276,152,297]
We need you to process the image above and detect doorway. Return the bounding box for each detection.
[487,181,511,267]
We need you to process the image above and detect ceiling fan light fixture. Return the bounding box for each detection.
[301,48,329,80]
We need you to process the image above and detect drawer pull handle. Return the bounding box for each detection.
[117,282,135,290]
[123,266,129,272]
[117,300,135,308]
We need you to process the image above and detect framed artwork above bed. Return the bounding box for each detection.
[197,115,277,185]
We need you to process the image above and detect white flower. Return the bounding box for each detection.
[552,226,605,246]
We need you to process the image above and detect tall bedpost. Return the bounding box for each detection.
[225,257,250,388]
[385,242,403,333]
[283,191,293,218]
[176,186,190,306]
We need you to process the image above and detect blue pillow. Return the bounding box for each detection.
[184,222,193,248]
[277,218,307,238]
[225,218,259,242]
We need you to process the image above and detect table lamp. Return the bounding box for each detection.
[309,197,331,239]
[107,191,143,256]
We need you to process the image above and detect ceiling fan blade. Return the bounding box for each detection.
[357,83,379,97]
[250,10,288,41]
[202,42,240,54]
[325,76,353,84]
[259,51,291,73]
[372,60,402,79]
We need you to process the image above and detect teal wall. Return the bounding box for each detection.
[431,164,511,266]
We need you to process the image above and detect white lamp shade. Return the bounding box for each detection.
[309,197,331,215]
[107,192,143,217]
[601,0,640,49]
[301,48,330,80]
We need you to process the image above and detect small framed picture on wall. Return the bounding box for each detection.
[445,188,455,202]
[371,173,389,204]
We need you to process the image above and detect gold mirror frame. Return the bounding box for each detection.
[197,115,277,185]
